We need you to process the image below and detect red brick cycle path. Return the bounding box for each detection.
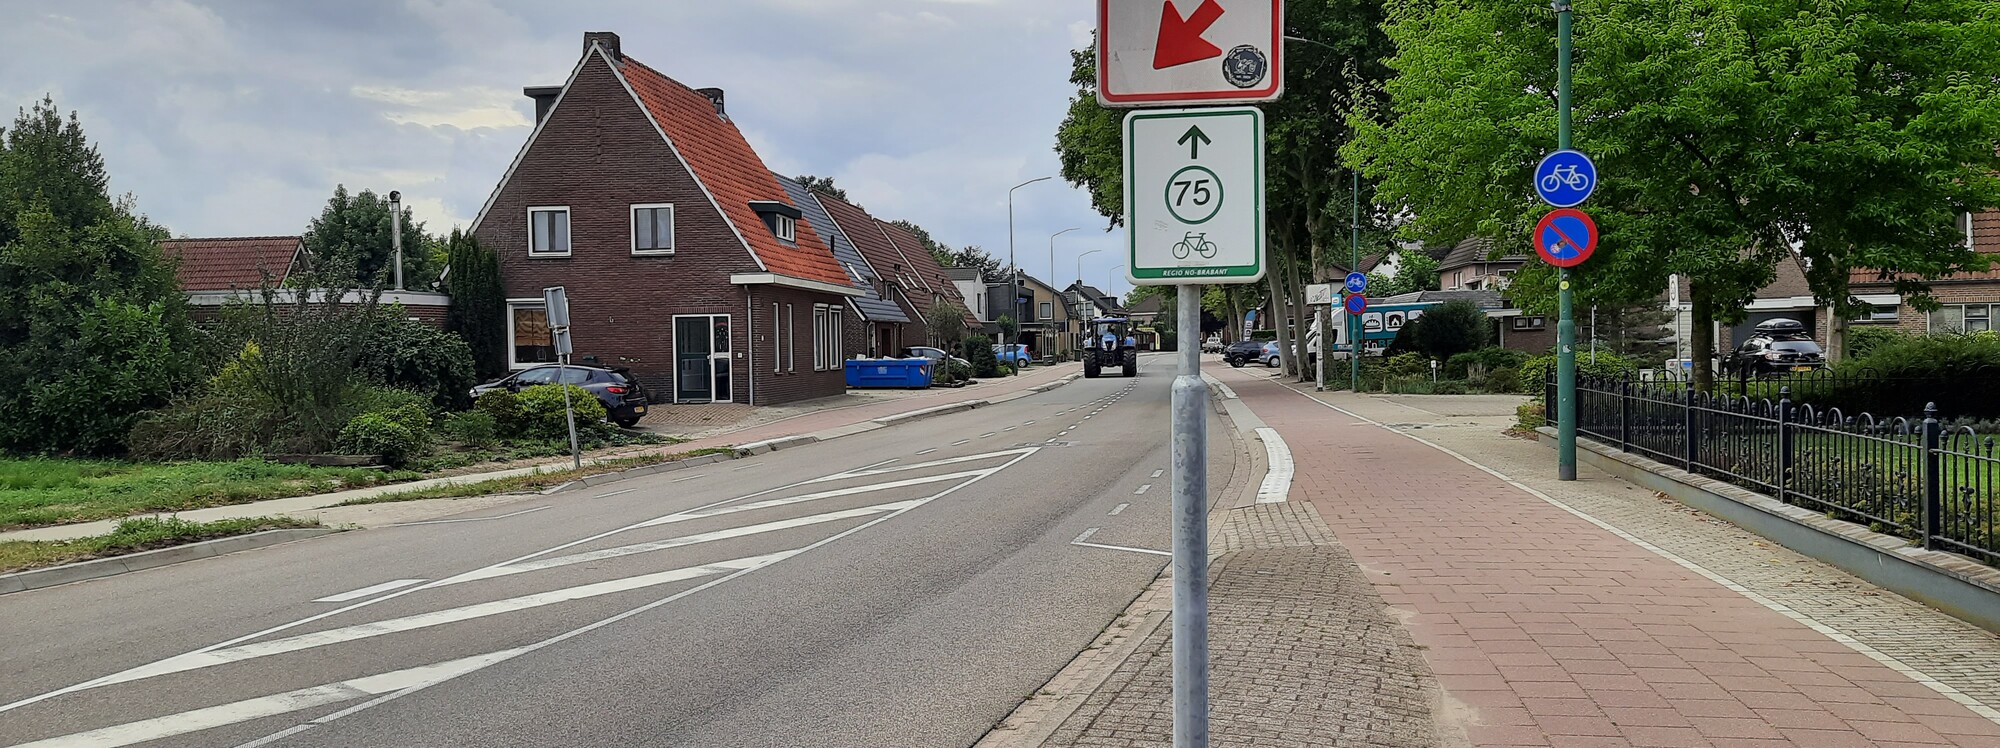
[1215,366,2000,748]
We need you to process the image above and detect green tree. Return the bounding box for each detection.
[942,245,1004,278]
[300,185,435,289]
[794,174,847,201]
[1054,42,1126,229]
[1349,0,2000,391]
[1380,251,1440,296]
[888,219,956,269]
[443,230,507,380]
[0,97,195,455]
[1410,300,1491,361]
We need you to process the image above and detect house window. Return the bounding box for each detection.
[786,304,796,372]
[632,204,674,254]
[528,207,570,257]
[1858,305,1899,325]
[812,305,828,370]
[1513,316,1547,331]
[507,301,557,368]
[772,303,781,373]
[1929,304,1997,332]
[1039,301,1053,320]
[811,304,845,370]
[1967,304,1992,332]
[774,214,796,243]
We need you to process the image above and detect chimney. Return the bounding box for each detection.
[523,85,562,124]
[583,31,621,61]
[697,87,725,117]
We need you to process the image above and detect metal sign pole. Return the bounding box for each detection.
[1555,0,1579,481]
[559,354,581,470]
[1171,282,1210,747]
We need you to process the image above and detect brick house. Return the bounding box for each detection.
[813,193,978,352]
[471,32,861,405]
[1437,238,1524,292]
[163,235,451,327]
[776,174,910,359]
[877,219,981,339]
[1850,208,2000,334]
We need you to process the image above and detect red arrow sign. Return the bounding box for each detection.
[1153,0,1225,69]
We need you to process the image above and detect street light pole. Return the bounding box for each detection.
[1350,171,1361,393]
[1077,248,1104,352]
[1109,265,1126,301]
[1008,177,1053,342]
[1555,0,1579,481]
[1050,227,1082,357]
[1076,248,1103,288]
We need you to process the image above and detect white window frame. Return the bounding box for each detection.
[786,304,796,372]
[775,214,797,243]
[1962,211,1977,249]
[831,306,843,364]
[1039,300,1053,320]
[527,206,571,257]
[812,304,829,371]
[772,303,781,373]
[631,203,675,255]
[506,298,551,370]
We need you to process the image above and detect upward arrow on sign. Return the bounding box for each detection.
[1152,0,1225,70]
[1177,125,1212,158]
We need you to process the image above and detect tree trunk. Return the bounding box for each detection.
[1292,259,1313,381]
[1690,281,1715,392]
[1825,305,1847,365]
[1267,241,1293,373]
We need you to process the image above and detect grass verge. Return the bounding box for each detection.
[334,447,738,507]
[0,458,418,531]
[0,515,322,575]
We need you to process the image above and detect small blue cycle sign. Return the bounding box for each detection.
[1344,272,1368,294]
[1534,150,1597,208]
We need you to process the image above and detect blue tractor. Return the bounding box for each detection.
[1083,317,1138,379]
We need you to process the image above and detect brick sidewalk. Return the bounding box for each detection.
[1211,366,2000,748]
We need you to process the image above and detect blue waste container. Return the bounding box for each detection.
[845,358,933,389]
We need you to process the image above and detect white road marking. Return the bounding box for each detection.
[980,432,996,438]
[829,448,1036,480]
[592,487,641,499]
[731,464,758,471]
[1072,527,1100,544]
[1254,426,1294,504]
[390,506,550,527]
[223,446,1045,746]
[669,474,705,483]
[444,501,923,586]
[1073,541,1174,558]
[13,649,530,748]
[1024,420,1036,425]
[951,439,971,446]
[1134,484,1151,495]
[1003,426,1016,431]
[637,469,995,529]
[1109,503,1129,516]
[915,448,938,455]
[85,551,796,691]
[1151,469,1164,478]
[312,579,426,604]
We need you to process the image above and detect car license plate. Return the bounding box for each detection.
[1790,366,1814,372]
[633,406,647,413]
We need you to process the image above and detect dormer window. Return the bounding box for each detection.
[748,200,802,245]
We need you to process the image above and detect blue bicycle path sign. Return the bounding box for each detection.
[1535,150,1597,208]
[1344,272,1367,294]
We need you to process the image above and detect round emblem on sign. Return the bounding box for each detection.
[1163,165,1224,224]
[1222,45,1269,89]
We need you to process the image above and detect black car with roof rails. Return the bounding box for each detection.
[1721,318,1827,378]
[470,364,652,428]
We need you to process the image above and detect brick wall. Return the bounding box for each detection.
[474,50,846,405]
[746,285,848,404]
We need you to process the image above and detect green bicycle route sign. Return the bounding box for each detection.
[1123,106,1264,285]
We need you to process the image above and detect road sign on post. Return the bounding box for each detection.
[1344,293,1369,315]
[1305,283,1334,306]
[1533,208,1598,268]
[1097,0,1284,107]
[1125,107,1265,285]
[543,286,581,470]
[1534,149,1597,208]
[1344,272,1368,294]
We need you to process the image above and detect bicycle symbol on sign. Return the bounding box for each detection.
[1540,163,1592,194]
[1172,231,1218,260]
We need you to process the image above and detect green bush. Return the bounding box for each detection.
[1383,353,1431,378]
[944,358,974,384]
[513,384,611,441]
[1445,347,1532,380]
[1385,377,1469,395]
[440,411,499,448]
[357,316,478,411]
[1484,366,1521,394]
[1520,351,1637,398]
[964,335,1000,378]
[474,388,522,425]
[1843,326,1907,360]
[127,392,276,462]
[1832,332,2000,419]
[1411,300,1492,360]
[335,409,429,467]
[1249,329,1277,341]
[1515,401,1546,431]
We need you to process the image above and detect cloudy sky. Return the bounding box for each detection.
[0,0,1138,296]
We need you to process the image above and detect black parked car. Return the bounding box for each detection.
[471,364,652,428]
[1722,319,1827,378]
[1221,340,1266,368]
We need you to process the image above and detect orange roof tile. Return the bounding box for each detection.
[618,57,852,289]
[161,236,301,291]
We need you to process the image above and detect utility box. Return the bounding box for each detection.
[845,358,933,389]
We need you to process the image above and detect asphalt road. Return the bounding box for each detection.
[0,354,1241,748]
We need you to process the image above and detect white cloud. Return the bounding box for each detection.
[350,85,532,130]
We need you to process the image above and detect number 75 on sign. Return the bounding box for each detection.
[1123,106,1265,285]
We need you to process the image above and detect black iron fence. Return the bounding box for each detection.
[1554,374,2000,565]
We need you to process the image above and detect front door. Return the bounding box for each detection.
[674,315,732,403]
